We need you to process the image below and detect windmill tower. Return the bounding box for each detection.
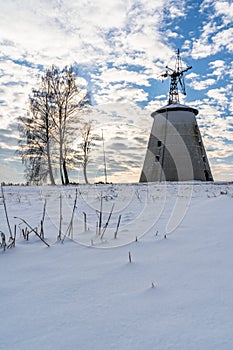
[140,49,213,182]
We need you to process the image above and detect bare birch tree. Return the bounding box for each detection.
[78,121,100,184]
[18,78,56,185]
[18,65,90,185]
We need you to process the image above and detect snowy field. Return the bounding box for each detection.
[1,182,233,350]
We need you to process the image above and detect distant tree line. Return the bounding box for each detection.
[18,66,99,185]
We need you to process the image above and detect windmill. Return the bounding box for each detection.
[161,49,192,104]
[140,49,213,182]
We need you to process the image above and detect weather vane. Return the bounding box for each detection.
[162,49,192,105]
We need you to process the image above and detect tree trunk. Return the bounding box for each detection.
[59,122,65,185]
[47,143,56,185]
[59,147,64,185]
[45,112,56,185]
[63,159,69,185]
[83,158,89,184]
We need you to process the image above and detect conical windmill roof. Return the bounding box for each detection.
[152,103,198,117]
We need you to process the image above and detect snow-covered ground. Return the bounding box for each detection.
[1,182,233,350]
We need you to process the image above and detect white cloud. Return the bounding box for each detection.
[186,72,199,79]
[189,78,216,90]
[94,68,150,86]
[211,163,233,181]
[94,85,148,105]
[214,1,233,25]
[0,0,177,130]
[165,2,186,20]
[213,28,233,53]
[191,94,233,171]
[0,0,232,183]
[207,85,232,107]
[208,59,225,79]
[165,30,179,38]
[191,1,233,59]
[0,0,176,67]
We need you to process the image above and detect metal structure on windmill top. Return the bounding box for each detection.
[140,49,213,182]
[161,49,192,105]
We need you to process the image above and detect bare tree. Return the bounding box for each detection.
[47,66,91,184]
[18,65,90,185]
[78,121,100,184]
[18,91,56,185]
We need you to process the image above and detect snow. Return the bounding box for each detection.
[1,182,233,350]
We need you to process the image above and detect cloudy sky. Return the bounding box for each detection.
[0,0,232,183]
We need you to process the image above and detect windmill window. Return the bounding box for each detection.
[155,155,160,162]
[202,155,206,162]
[157,140,162,147]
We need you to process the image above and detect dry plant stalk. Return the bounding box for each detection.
[61,189,78,243]
[22,227,29,240]
[114,214,122,239]
[98,193,103,235]
[40,199,47,239]
[57,193,63,240]
[14,217,50,247]
[101,204,115,239]
[7,225,16,249]
[1,185,13,239]
[83,212,87,232]
[0,231,7,251]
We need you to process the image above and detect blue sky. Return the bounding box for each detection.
[0,0,232,183]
